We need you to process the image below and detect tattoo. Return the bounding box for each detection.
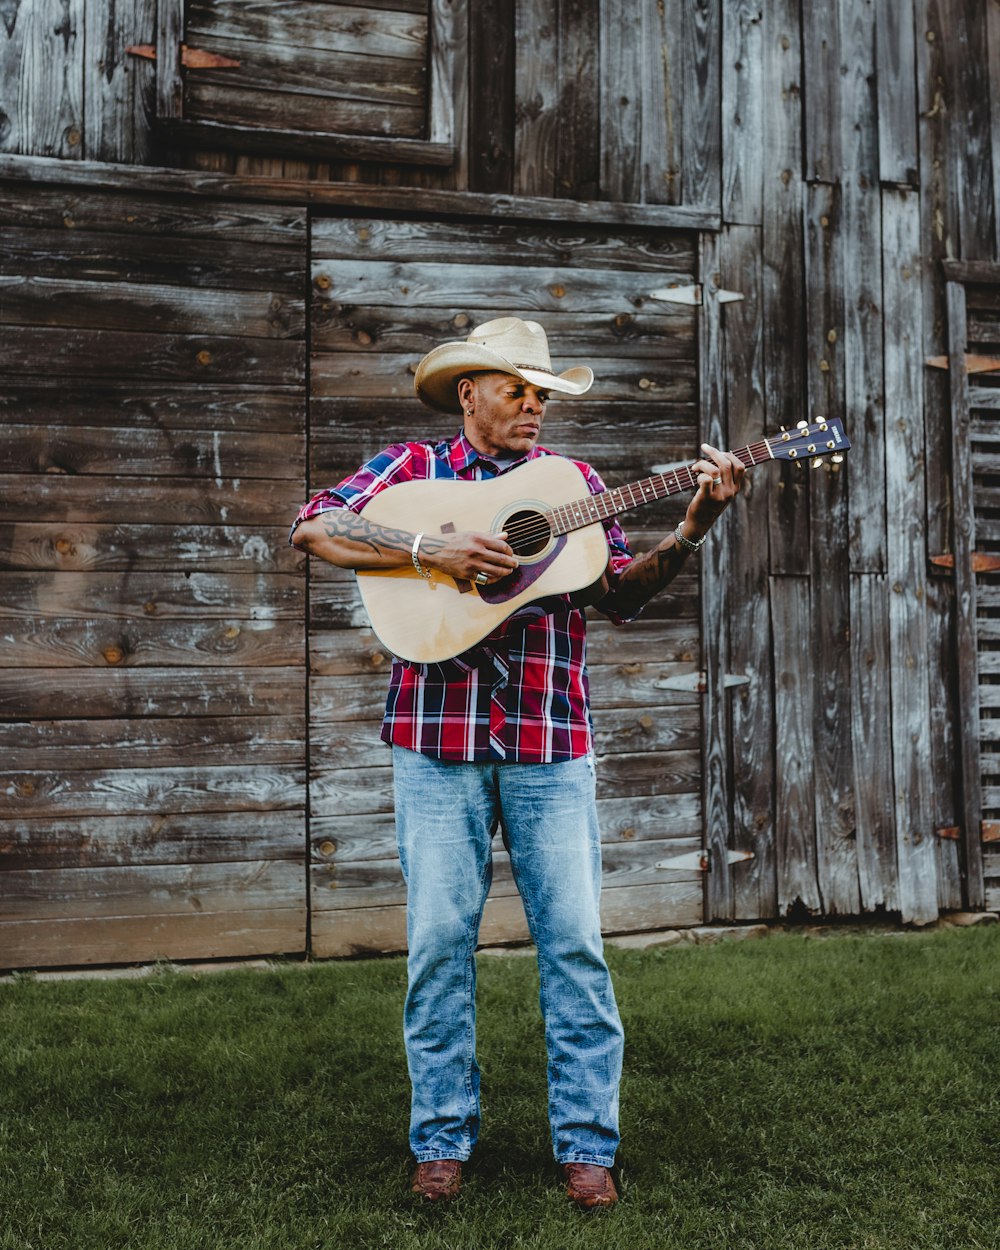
[320,510,414,558]
[613,535,691,618]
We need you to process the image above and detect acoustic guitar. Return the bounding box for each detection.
[356,419,850,663]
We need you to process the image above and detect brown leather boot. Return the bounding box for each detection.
[411,1158,462,1202]
[563,1162,618,1210]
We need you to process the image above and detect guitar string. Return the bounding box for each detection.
[495,436,817,549]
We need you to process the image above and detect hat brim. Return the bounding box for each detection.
[414,342,594,413]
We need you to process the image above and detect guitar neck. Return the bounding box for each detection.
[547,438,774,536]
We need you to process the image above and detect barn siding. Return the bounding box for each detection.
[1,0,998,967]
[0,183,309,966]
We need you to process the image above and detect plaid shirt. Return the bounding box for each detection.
[291,431,637,763]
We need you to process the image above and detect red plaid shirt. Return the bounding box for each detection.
[292,431,637,763]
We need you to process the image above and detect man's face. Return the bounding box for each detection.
[458,372,550,459]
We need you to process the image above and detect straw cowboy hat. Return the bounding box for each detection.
[413,316,594,413]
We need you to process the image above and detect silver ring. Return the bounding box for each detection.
[475,571,488,586]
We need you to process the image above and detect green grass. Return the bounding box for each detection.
[2,927,1000,1250]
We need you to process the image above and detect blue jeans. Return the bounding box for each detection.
[391,746,624,1167]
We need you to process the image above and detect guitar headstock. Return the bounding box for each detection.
[771,417,851,467]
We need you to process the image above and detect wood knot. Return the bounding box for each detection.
[314,273,332,290]
[54,538,73,555]
[319,840,336,856]
[103,646,125,665]
[196,350,212,366]
[549,284,566,299]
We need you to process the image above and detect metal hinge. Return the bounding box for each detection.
[654,672,750,693]
[647,284,745,306]
[656,848,755,872]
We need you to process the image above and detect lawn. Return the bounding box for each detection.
[2,925,999,1250]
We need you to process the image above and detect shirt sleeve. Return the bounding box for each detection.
[288,442,420,544]
[571,461,641,625]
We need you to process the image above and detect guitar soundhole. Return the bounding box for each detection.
[503,508,552,559]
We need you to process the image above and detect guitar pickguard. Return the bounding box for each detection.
[477,535,567,604]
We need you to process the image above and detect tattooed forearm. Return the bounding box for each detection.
[612,535,692,618]
[318,510,427,560]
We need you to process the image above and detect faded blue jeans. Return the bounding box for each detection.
[391,745,624,1167]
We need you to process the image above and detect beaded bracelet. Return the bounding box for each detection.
[411,532,432,579]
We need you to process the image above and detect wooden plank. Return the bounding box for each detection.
[0,0,84,158]
[805,181,859,916]
[156,0,184,120]
[556,0,600,201]
[849,574,898,913]
[772,575,821,914]
[313,256,692,314]
[312,305,695,359]
[917,0,963,555]
[681,0,720,211]
[598,0,645,204]
[947,277,986,910]
[0,474,298,525]
[0,666,304,718]
[185,81,425,141]
[801,0,839,182]
[2,860,304,921]
[2,422,304,479]
[991,0,1000,258]
[308,617,699,676]
[0,571,303,620]
[0,275,305,340]
[0,153,723,229]
[311,792,702,867]
[700,236,730,923]
[310,879,703,957]
[0,807,303,870]
[309,750,701,818]
[84,0,157,163]
[720,225,775,920]
[0,908,307,969]
[3,765,305,820]
[160,116,452,167]
[941,2,995,262]
[927,577,963,910]
[1,227,304,293]
[875,0,918,186]
[721,0,764,225]
[2,325,304,384]
[0,715,305,771]
[0,617,302,669]
[311,214,697,272]
[842,0,886,576]
[0,523,302,573]
[468,0,513,192]
[187,0,428,60]
[0,184,307,243]
[762,0,808,574]
[311,349,696,404]
[0,384,304,434]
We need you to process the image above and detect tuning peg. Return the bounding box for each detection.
[831,454,844,464]
[811,456,824,470]
[796,420,809,430]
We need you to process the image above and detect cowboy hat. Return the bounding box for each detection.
[413,316,594,413]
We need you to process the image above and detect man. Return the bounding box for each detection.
[291,316,743,1210]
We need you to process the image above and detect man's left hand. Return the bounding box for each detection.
[683,442,745,537]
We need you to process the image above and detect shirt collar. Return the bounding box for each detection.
[447,429,540,474]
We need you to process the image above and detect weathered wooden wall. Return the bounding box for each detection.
[0,182,310,964]
[2,0,999,966]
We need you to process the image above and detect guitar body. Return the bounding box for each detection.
[356,456,612,663]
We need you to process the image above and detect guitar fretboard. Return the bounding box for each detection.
[546,438,775,536]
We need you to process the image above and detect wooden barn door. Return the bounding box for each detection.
[0,181,309,967]
[306,213,710,954]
